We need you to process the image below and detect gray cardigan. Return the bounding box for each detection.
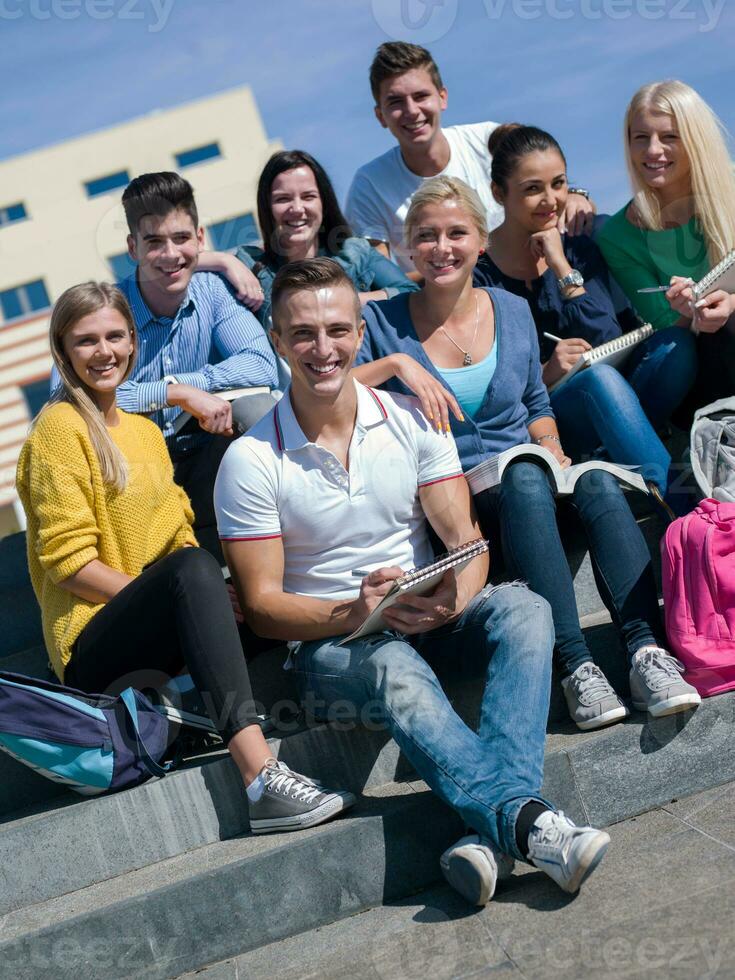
[356,288,554,471]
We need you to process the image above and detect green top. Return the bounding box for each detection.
[596,203,709,329]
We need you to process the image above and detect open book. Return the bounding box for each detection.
[465,444,649,497]
[339,538,489,645]
[172,386,270,434]
[548,322,653,393]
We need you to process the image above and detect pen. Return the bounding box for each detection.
[352,569,372,578]
[638,278,693,294]
[542,332,563,343]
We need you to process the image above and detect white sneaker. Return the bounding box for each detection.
[561,662,629,731]
[630,646,702,718]
[527,810,610,893]
[440,834,515,906]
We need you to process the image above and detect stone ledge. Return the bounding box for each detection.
[1,691,733,920]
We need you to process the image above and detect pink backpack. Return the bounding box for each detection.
[661,498,735,696]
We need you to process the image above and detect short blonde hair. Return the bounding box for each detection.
[404,176,488,248]
[42,282,137,491]
[624,80,735,262]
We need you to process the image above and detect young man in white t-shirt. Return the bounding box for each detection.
[345,42,595,274]
[215,257,610,906]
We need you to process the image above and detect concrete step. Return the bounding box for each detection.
[178,782,735,980]
[0,782,456,980]
[0,613,641,822]
[0,694,735,936]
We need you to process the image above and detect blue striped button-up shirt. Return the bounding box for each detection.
[116,271,277,448]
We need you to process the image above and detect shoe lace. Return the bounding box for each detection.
[634,648,685,685]
[263,761,321,804]
[570,663,611,701]
[531,810,568,849]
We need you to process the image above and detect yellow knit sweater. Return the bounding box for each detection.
[16,402,197,680]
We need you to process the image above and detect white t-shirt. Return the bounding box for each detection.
[214,381,463,600]
[345,121,504,272]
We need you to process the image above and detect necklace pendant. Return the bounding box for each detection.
[463,353,473,366]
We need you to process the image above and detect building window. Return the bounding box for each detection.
[175,142,222,169]
[0,202,27,227]
[22,378,51,418]
[84,170,130,198]
[108,252,137,283]
[0,279,51,322]
[208,213,258,252]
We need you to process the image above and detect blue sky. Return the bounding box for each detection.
[1,0,733,214]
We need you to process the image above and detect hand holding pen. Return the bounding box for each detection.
[541,332,591,386]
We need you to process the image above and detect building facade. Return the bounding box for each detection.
[0,85,280,532]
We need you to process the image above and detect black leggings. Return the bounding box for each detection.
[65,549,258,743]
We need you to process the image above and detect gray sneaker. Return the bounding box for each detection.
[440,834,515,906]
[561,663,629,730]
[630,647,702,717]
[248,759,356,834]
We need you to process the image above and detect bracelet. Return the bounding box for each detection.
[534,434,561,446]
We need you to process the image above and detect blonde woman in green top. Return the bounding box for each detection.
[598,80,735,406]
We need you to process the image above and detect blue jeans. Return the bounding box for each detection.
[551,364,671,495]
[293,583,554,862]
[474,462,663,677]
[624,325,697,429]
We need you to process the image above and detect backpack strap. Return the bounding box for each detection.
[119,688,172,779]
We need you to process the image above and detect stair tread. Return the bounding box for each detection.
[176,782,735,980]
[0,780,420,944]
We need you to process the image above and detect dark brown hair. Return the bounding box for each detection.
[122,172,198,236]
[369,41,444,103]
[257,150,351,265]
[489,124,566,190]
[270,257,360,332]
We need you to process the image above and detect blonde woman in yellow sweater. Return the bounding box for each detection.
[16,282,352,831]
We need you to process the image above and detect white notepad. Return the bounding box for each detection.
[340,538,490,644]
[692,249,735,301]
[548,323,654,392]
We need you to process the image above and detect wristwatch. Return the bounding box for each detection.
[567,186,590,199]
[557,270,584,291]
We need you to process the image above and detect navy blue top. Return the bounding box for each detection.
[356,288,554,471]
[473,233,638,363]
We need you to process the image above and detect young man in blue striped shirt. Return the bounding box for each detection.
[117,172,279,556]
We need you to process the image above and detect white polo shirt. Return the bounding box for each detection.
[344,121,505,273]
[214,381,463,600]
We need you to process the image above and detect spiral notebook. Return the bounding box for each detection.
[548,322,654,392]
[339,538,490,644]
[692,250,735,301]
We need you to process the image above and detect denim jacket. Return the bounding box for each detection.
[235,237,418,331]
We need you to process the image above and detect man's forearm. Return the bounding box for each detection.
[243,590,360,642]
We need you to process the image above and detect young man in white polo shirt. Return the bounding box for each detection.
[344,42,595,274]
[215,258,610,905]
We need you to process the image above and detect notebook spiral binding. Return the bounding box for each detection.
[693,250,735,300]
[396,538,489,588]
[587,322,653,362]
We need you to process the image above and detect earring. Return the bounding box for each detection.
[478,248,485,255]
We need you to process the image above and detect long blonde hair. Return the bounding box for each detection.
[404,176,488,247]
[624,80,735,263]
[43,282,137,492]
